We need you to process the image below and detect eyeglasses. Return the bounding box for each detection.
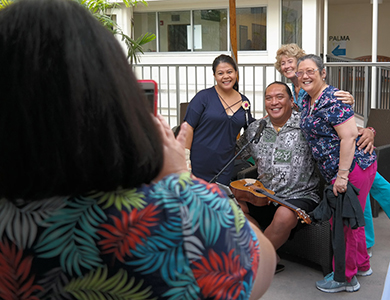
[295,69,319,78]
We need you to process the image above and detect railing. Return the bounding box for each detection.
[327,55,390,124]
[133,60,390,127]
[133,63,278,127]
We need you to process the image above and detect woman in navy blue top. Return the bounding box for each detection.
[184,55,255,185]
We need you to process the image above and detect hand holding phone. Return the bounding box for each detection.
[138,79,158,116]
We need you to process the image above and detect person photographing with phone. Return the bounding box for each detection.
[0,0,276,298]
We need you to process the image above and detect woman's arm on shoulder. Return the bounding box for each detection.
[334,90,354,106]
[357,126,375,154]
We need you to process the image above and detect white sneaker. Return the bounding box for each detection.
[357,267,373,276]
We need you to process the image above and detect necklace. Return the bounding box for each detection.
[310,87,327,115]
[217,93,242,114]
[309,101,317,115]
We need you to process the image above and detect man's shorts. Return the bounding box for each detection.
[247,197,318,235]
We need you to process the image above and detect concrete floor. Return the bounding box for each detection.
[260,210,390,300]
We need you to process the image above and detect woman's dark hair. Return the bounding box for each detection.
[212,54,239,91]
[265,81,293,99]
[0,0,163,200]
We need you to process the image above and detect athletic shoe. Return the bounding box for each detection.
[357,267,373,276]
[316,273,360,293]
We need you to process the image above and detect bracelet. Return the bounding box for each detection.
[337,173,349,181]
[339,168,350,172]
[367,127,376,136]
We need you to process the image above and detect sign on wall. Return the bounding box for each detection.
[329,36,350,56]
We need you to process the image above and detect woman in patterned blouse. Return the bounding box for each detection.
[297,54,377,294]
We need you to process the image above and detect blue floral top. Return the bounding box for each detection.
[300,85,376,183]
[291,83,308,111]
[0,172,259,300]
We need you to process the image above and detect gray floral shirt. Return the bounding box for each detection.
[237,111,320,203]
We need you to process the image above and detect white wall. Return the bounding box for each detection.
[302,0,319,54]
[328,2,390,59]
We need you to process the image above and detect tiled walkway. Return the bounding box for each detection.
[260,210,390,300]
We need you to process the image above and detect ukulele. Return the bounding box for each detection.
[230,178,312,224]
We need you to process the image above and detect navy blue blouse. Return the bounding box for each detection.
[184,87,254,185]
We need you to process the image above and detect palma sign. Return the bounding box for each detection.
[329,36,350,56]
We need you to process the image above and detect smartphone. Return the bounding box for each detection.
[138,79,158,116]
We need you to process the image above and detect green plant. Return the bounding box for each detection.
[77,0,156,64]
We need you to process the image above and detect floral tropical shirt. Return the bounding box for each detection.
[300,85,377,183]
[0,172,259,300]
[236,111,320,203]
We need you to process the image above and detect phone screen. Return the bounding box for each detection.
[138,80,158,116]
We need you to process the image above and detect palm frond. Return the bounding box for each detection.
[34,196,106,277]
[65,266,157,299]
[0,0,13,10]
[92,188,147,211]
[124,32,156,64]
[0,198,65,249]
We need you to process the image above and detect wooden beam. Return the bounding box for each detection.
[229,0,237,64]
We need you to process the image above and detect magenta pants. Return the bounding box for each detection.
[331,161,377,282]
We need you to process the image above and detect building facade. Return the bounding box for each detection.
[113,0,390,65]
[111,0,390,125]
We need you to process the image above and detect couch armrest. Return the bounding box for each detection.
[376,144,390,182]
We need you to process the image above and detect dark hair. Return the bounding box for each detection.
[265,81,293,99]
[212,54,239,91]
[0,0,163,200]
[297,54,325,71]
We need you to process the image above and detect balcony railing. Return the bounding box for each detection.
[133,59,390,127]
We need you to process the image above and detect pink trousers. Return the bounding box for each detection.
[331,161,377,282]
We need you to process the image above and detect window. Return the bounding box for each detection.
[237,7,267,51]
[133,12,157,52]
[133,6,267,53]
[282,0,302,46]
[192,9,228,51]
[158,11,191,52]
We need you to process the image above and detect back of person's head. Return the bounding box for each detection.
[0,0,163,200]
[274,44,306,73]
